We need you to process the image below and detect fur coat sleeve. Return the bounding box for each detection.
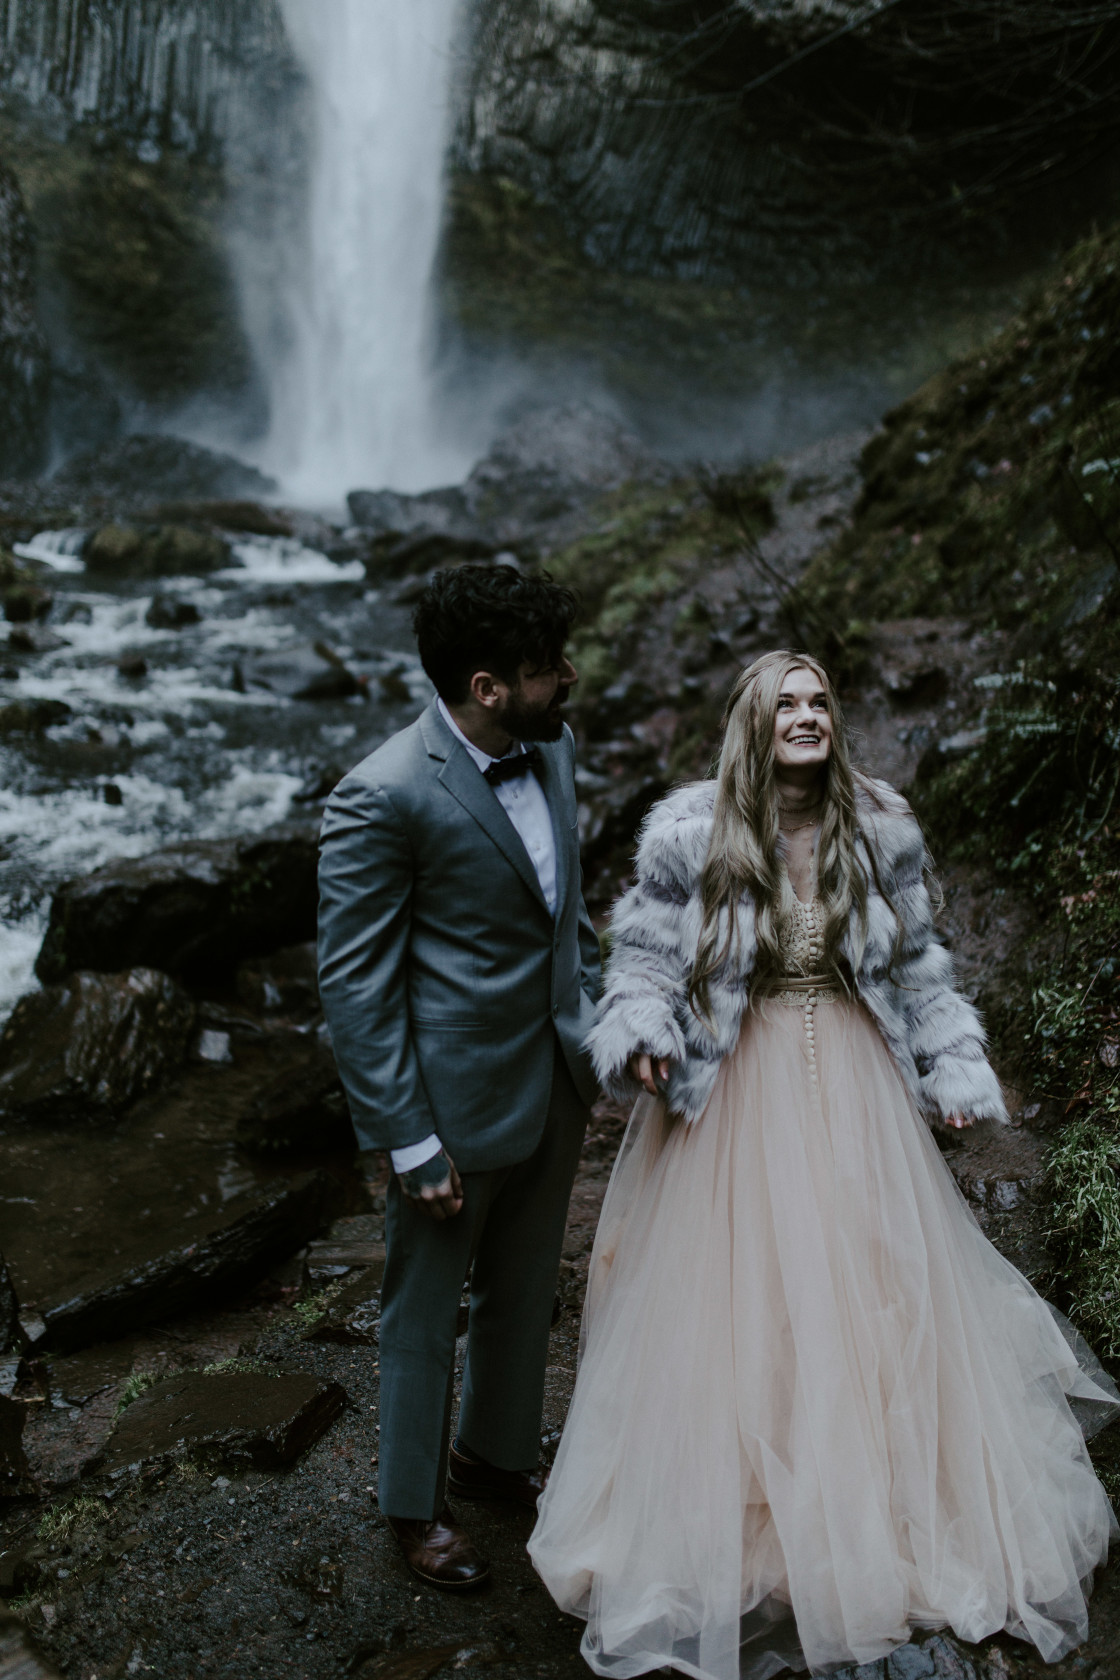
[586,778,1007,1128]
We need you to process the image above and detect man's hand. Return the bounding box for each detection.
[398,1147,464,1221]
[629,1053,671,1097]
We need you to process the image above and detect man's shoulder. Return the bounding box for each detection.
[330,713,434,809]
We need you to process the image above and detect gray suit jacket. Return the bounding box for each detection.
[317,701,601,1172]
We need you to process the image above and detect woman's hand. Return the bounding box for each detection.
[630,1053,671,1096]
[944,1112,974,1130]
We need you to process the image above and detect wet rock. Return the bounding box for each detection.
[144,594,200,630]
[149,499,295,538]
[0,1614,62,1677]
[0,1396,33,1499]
[1,1256,25,1360]
[116,652,147,679]
[884,665,950,709]
[40,1170,342,1353]
[91,1367,346,1475]
[83,523,230,578]
[237,642,363,702]
[235,942,319,1015]
[49,435,277,506]
[235,1043,351,1156]
[0,699,70,736]
[361,527,497,581]
[35,822,319,985]
[0,164,50,477]
[6,624,68,654]
[460,403,664,548]
[291,764,344,805]
[346,484,473,538]
[350,404,665,553]
[887,1643,937,1678]
[0,969,196,1125]
[351,1649,463,1680]
[301,1269,382,1347]
[2,583,52,623]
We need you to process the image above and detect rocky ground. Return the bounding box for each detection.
[1,378,1118,1679]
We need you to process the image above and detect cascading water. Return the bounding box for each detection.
[258,0,471,505]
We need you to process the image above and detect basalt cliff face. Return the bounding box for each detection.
[0,0,301,452]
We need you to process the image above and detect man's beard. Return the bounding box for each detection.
[500,684,571,743]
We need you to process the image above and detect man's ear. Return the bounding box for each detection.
[469,669,506,710]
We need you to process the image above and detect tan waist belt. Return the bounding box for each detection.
[770,974,841,995]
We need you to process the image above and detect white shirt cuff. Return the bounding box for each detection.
[390,1134,443,1173]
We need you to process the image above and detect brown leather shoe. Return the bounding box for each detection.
[384,1506,490,1590]
[447,1440,549,1509]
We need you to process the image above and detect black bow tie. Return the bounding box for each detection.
[484,746,542,786]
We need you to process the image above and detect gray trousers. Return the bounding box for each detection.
[377,1043,588,1519]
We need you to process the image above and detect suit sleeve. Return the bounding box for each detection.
[317,776,439,1154]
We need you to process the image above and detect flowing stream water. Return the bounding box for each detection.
[255,0,471,503]
[0,542,430,1022]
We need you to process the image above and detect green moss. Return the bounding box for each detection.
[800,221,1120,661]
[548,470,775,715]
[2,120,253,404]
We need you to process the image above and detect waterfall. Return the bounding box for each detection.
[259,0,470,504]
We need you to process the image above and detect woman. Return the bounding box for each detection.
[529,651,1118,1680]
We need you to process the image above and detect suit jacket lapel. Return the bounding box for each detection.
[420,702,551,915]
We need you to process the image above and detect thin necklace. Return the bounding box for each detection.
[778,798,821,832]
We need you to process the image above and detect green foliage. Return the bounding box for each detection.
[799,221,1120,660]
[919,662,1120,876]
[290,1283,342,1327]
[1049,1100,1120,1356]
[548,471,776,715]
[115,1369,161,1415]
[38,1495,109,1542]
[200,1356,270,1377]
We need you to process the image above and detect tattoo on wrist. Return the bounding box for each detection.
[399,1149,451,1197]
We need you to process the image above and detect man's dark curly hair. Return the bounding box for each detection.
[412,564,580,703]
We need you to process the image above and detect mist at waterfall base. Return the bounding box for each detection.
[238,0,478,505]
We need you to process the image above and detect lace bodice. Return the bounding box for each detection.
[779,895,827,978]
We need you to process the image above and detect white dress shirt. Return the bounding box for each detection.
[389,698,560,1175]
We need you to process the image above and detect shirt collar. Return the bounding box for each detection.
[436,696,525,773]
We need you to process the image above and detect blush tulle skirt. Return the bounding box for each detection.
[528,995,1119,1679]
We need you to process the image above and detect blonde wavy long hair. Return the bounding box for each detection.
[688,649,890,1025]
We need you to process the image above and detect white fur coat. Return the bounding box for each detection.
[587,778,1007,1127]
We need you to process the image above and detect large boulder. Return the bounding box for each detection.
[83,522,230,577]
[35,824,319,986]
[349,402,664,556]
[235,643,362,701]
[0,164,49,477]
[0,970,196,1125]
[235,1043,353,1157]
[40,1171,342,1353]
[92,1367,346,1475]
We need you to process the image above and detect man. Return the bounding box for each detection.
[318,563,601,1590]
